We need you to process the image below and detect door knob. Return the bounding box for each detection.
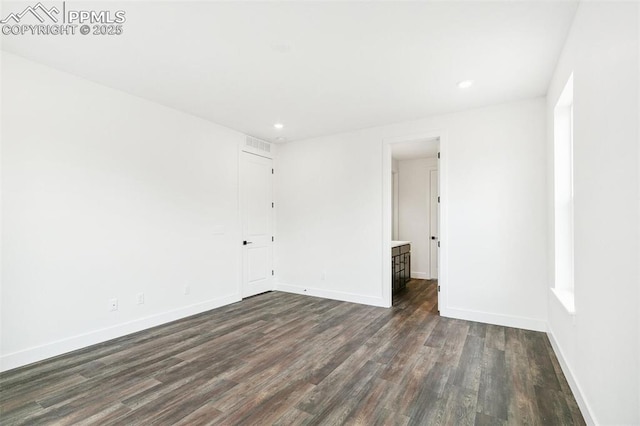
[243,240,253,245]
[431,236,437,240]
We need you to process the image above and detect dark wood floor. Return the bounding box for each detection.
[0,279,584,425]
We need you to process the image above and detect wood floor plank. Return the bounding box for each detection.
[0,373,86,416]
[272,407,313,425]
[424,315,450,348]
[485,324,506,351]
[504,327,544,426]
[544,337,585,426]
[468,321,488,338]
[0,401,44,425]
[476,347,509,421]
[27,377,161,425]
[295,346,380,416]
[379,330,430,383]
[534,385,577,426]
[117,375,236,424]
[383,345,440,416]
[0,280,584,425]
[171,402,224,426]
[523,331,562,391]
[474,411,507,426]
[73,403,132,426]
[342,378,393,425]
[406,361,453,423]
[301,360,381,425]
[438,319,470,367]
[449,334,485,392]
[441,384,478,426]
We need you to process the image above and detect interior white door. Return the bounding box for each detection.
[429,169,439,279]
[240,151,273,298]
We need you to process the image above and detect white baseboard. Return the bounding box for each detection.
[440,307,547,332]
[547,329,597,426]
[411,272,429,279]
[274,282,388,308]
[0,294,241,372]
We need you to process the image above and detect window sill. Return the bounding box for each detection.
[552,287,575,315]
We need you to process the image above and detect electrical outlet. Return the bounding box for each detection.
[109,298,118,312]
[184,285,190,295]
[137,293,144,305]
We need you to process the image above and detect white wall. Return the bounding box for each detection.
[545,3,640,425]
[276,97,548,330]
[273,131,385,306]
[1,53,244,371]
[397,157,437,279]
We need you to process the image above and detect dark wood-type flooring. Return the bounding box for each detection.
[1,279,584,425]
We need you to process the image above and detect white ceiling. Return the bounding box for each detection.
[1,1,578,143]
[392,138,439,161]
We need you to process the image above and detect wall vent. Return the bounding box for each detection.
[242,135,274,159]
[245,136,271,154]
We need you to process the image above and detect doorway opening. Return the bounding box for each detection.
[383,134,443,310]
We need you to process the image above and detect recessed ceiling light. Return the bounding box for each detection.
[274,123,284,130]
[457,80,474,89]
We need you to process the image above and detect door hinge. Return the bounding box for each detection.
[437,152,440,159]
[272,270,274,276]
[437,196,440,203]
[272,202,274,208]
[272,168,274,174]
[438,285,441,292]
[272,236,274,242]
[437,241,440,247]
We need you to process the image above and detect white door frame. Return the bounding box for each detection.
[392,170,399,240]
[429,168,439,280]
[382,131,448,310]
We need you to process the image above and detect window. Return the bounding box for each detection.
[553,74,575,313]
